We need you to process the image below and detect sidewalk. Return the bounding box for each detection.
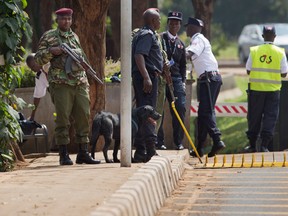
[0,150,189,216]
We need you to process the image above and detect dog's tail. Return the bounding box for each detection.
[90,117,102,147]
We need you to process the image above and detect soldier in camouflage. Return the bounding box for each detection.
[35,8,100,165]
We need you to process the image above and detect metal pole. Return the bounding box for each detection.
[120,0,132,167]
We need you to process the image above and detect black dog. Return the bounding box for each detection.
[90,105,161,163]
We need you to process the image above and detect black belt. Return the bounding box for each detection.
[198,71,219,80]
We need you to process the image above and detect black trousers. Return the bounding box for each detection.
[246,90,280,145]
[132,72,158,153]
[197,74,222,145]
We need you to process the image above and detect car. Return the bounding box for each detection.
[238,23,288,64]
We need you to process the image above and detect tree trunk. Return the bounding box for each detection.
[191,0,214,40]
[26,0,54,52]
[107,0,157,60]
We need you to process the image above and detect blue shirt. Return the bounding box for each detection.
[132,26,163,76]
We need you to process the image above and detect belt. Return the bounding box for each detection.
[198,71,219,80]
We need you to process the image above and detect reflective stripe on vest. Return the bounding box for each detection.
[249,44,284,91]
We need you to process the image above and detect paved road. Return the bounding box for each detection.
[157,157,288,216]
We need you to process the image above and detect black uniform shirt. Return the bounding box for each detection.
[161,31,186,82]
[132,26,163,76]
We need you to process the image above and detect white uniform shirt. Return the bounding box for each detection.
[246,41,288,74]
[33,63,49,98]
[186,33,219,78]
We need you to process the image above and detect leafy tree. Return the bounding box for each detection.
[0,0,32,171]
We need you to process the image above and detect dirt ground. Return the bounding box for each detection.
[0,152,143,216]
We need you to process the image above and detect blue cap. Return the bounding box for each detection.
[184,17,204,27]
[263,25,275,34]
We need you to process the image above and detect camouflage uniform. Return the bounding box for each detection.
[35,28,90,146]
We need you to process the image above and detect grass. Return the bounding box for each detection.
[216,41,238,60]
[189,76,250,155]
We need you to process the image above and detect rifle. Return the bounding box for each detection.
[60,43,104,85]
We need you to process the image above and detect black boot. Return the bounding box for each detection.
[244,139,257,153]
[208,140,226,157]
[146,148,158,162]
[59,145,73,165]
[133,149,147,163]
[76,144,101,164]
[190,142,204,157]
[260,139,269,152]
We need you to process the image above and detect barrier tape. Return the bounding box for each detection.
[190,102,247,117]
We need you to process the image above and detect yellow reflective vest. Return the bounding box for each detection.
[249,44,284,91]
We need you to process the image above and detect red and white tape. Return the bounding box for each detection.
[190,102,248,117]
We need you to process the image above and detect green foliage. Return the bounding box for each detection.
[0,0,32,171]
[19,65,36,88]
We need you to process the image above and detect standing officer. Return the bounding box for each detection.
[132,8,163,162]
[35,8,100,165]
[244,26,288,153]
[157,11,187,150]
[185,17,225,157]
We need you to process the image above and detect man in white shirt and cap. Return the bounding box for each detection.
[185,17,225,158]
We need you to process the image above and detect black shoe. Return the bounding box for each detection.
[59,153,73,165]
[208,141,225,157]
[243,145,257,153]
[190,148,204,157]
[76,151,101,164]
[156,144,167,150]
[176,144,184,150]
[259,146,269,152]
[146,148,158,162]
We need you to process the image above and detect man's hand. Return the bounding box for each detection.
[49,46,63,55]
[143,77,152,93]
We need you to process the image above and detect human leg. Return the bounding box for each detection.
[72,85,100,164]
[260,91,280,152]
[49,83,73,165]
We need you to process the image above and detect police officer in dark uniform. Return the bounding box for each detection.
[157,11,187,150]
[132,9,163,162]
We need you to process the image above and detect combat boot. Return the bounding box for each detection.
[76,144,101,164]
[59,145,73,165]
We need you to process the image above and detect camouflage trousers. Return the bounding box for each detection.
[155,75,166,132]
[49,83,90,145]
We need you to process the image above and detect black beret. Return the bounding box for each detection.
[167,11,182,21]
[184,17,204,27]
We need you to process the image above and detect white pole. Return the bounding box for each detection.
[120,0,132,167]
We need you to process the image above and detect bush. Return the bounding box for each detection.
[19,65,36,88]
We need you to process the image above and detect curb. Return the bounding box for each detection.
[90,152,189,216]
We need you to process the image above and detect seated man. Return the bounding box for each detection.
[25,54,49,121]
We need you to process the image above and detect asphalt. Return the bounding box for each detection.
[0,149,189,216]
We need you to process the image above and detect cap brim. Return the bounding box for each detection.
[168,17,182,21]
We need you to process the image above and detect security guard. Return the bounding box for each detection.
[157,11,187,150]
[35,8,100,165]
[245,25,288,153]
[185,17,225,157]
[132,9,163,162]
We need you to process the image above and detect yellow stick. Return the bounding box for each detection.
[171,101,202,163]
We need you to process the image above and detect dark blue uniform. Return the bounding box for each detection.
[157,31,187,149]
[132,26,163,162]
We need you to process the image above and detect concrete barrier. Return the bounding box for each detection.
[90,153,188,216]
